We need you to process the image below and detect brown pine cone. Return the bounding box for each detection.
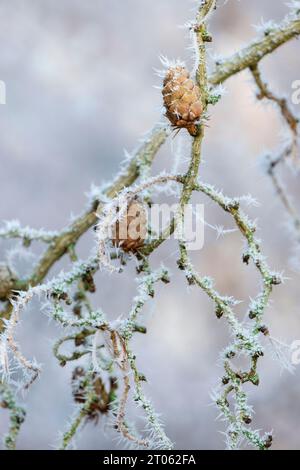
[162,65,203,136]
[0,263,16,301]
[112,197,147,253]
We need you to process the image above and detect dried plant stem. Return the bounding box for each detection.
[116,373,148,448]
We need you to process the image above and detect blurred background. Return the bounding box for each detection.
[0,0,300,450]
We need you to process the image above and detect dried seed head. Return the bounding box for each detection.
[0,263,16,301]
[71,367,117,423]
[112,198,147,253]
[162,65,203,136]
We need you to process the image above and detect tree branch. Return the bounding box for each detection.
[210,13,300,85]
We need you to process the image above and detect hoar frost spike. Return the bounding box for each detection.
[162,66,203,136]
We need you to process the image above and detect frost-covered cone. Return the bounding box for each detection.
[112,198,147,253]
[0,263,16,300]
[162,65,203,136]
